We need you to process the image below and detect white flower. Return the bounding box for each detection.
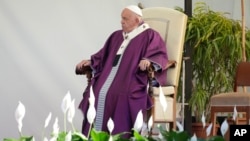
[176,121,184,132]
[43,137,48,141]
[141,122,148,136]
[49,137,57,141]
[109,135,113,141]
[190,133,197,141]
[147,115,153,131]
[67,99,75,123]
[233,105,238,121]
[65,131,72,141]
[61,91,72,114]
[108,136,113,141]
[206,123,213,136]
[201,111,206,128]
[220,118,229,137]
[89,86,95,106]
[87,87,96,125]
[87,105,96,124]
[159,86,167,112]
[133,110,143,132]
[158,132,163,140]
[52,117,59,137]
[44,112,52,128]
[15,101,26,133]
[107,117,114,134]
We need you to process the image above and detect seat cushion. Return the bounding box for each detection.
[153,86,175,96]
[210,92,250,106]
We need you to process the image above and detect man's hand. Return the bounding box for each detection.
[139,59,151,71]
[76,60,91,70]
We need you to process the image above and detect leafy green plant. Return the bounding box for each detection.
[4,91,227,141]
[157,125,225,141]
[185,2,250,123]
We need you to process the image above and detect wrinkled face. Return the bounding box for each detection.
[120,8,139,33]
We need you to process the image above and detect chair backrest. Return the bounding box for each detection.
[142,7,188,87]
[234,61,250,91]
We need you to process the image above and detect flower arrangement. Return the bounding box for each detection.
[4,86,227,141]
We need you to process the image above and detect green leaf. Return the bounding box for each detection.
[3,136,34,141]
[72,132,88,141]
[133,130,148,141]
[90,129,109,141]
[3,138,18,141]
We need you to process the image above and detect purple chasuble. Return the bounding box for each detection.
[79,28,168,137]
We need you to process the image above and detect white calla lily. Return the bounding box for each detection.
[206,123,213,136]
[16,118,23,133]
[67,99,76,132]
[49,137,57,141]
[44,112,52,128]
[159,86,167,112]
[158,132,163,140]
[61,91,72,132]
[148,115,153,132]
[108,136,113,141]
[87,87,96,125]
[86,89,96,138]
[43,137,48,141]
[87,105,96,124]
[201,111,206,128]
[61,91,72,114]
[89,86,95,106]
[15,101,26,134]
[220,118,229,137]
[190,133,197,141]
[65,131,72,141]
[133,110,143,132]
[176,121,184,132]
[233,105,238,121]
[42,112,52,141]
[52,117,59,138]
[107,117,114,134]
[67,99,75,123]
[141,122,148,136]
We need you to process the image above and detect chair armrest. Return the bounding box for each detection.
[147,60,176,96]
[75,60,176,88]
[165,60,176,69]
[147,60,176,79]
[147,60,176,74]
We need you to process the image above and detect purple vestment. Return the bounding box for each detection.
[79,28,168,137]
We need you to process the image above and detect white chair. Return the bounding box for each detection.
[142,7,188,133]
